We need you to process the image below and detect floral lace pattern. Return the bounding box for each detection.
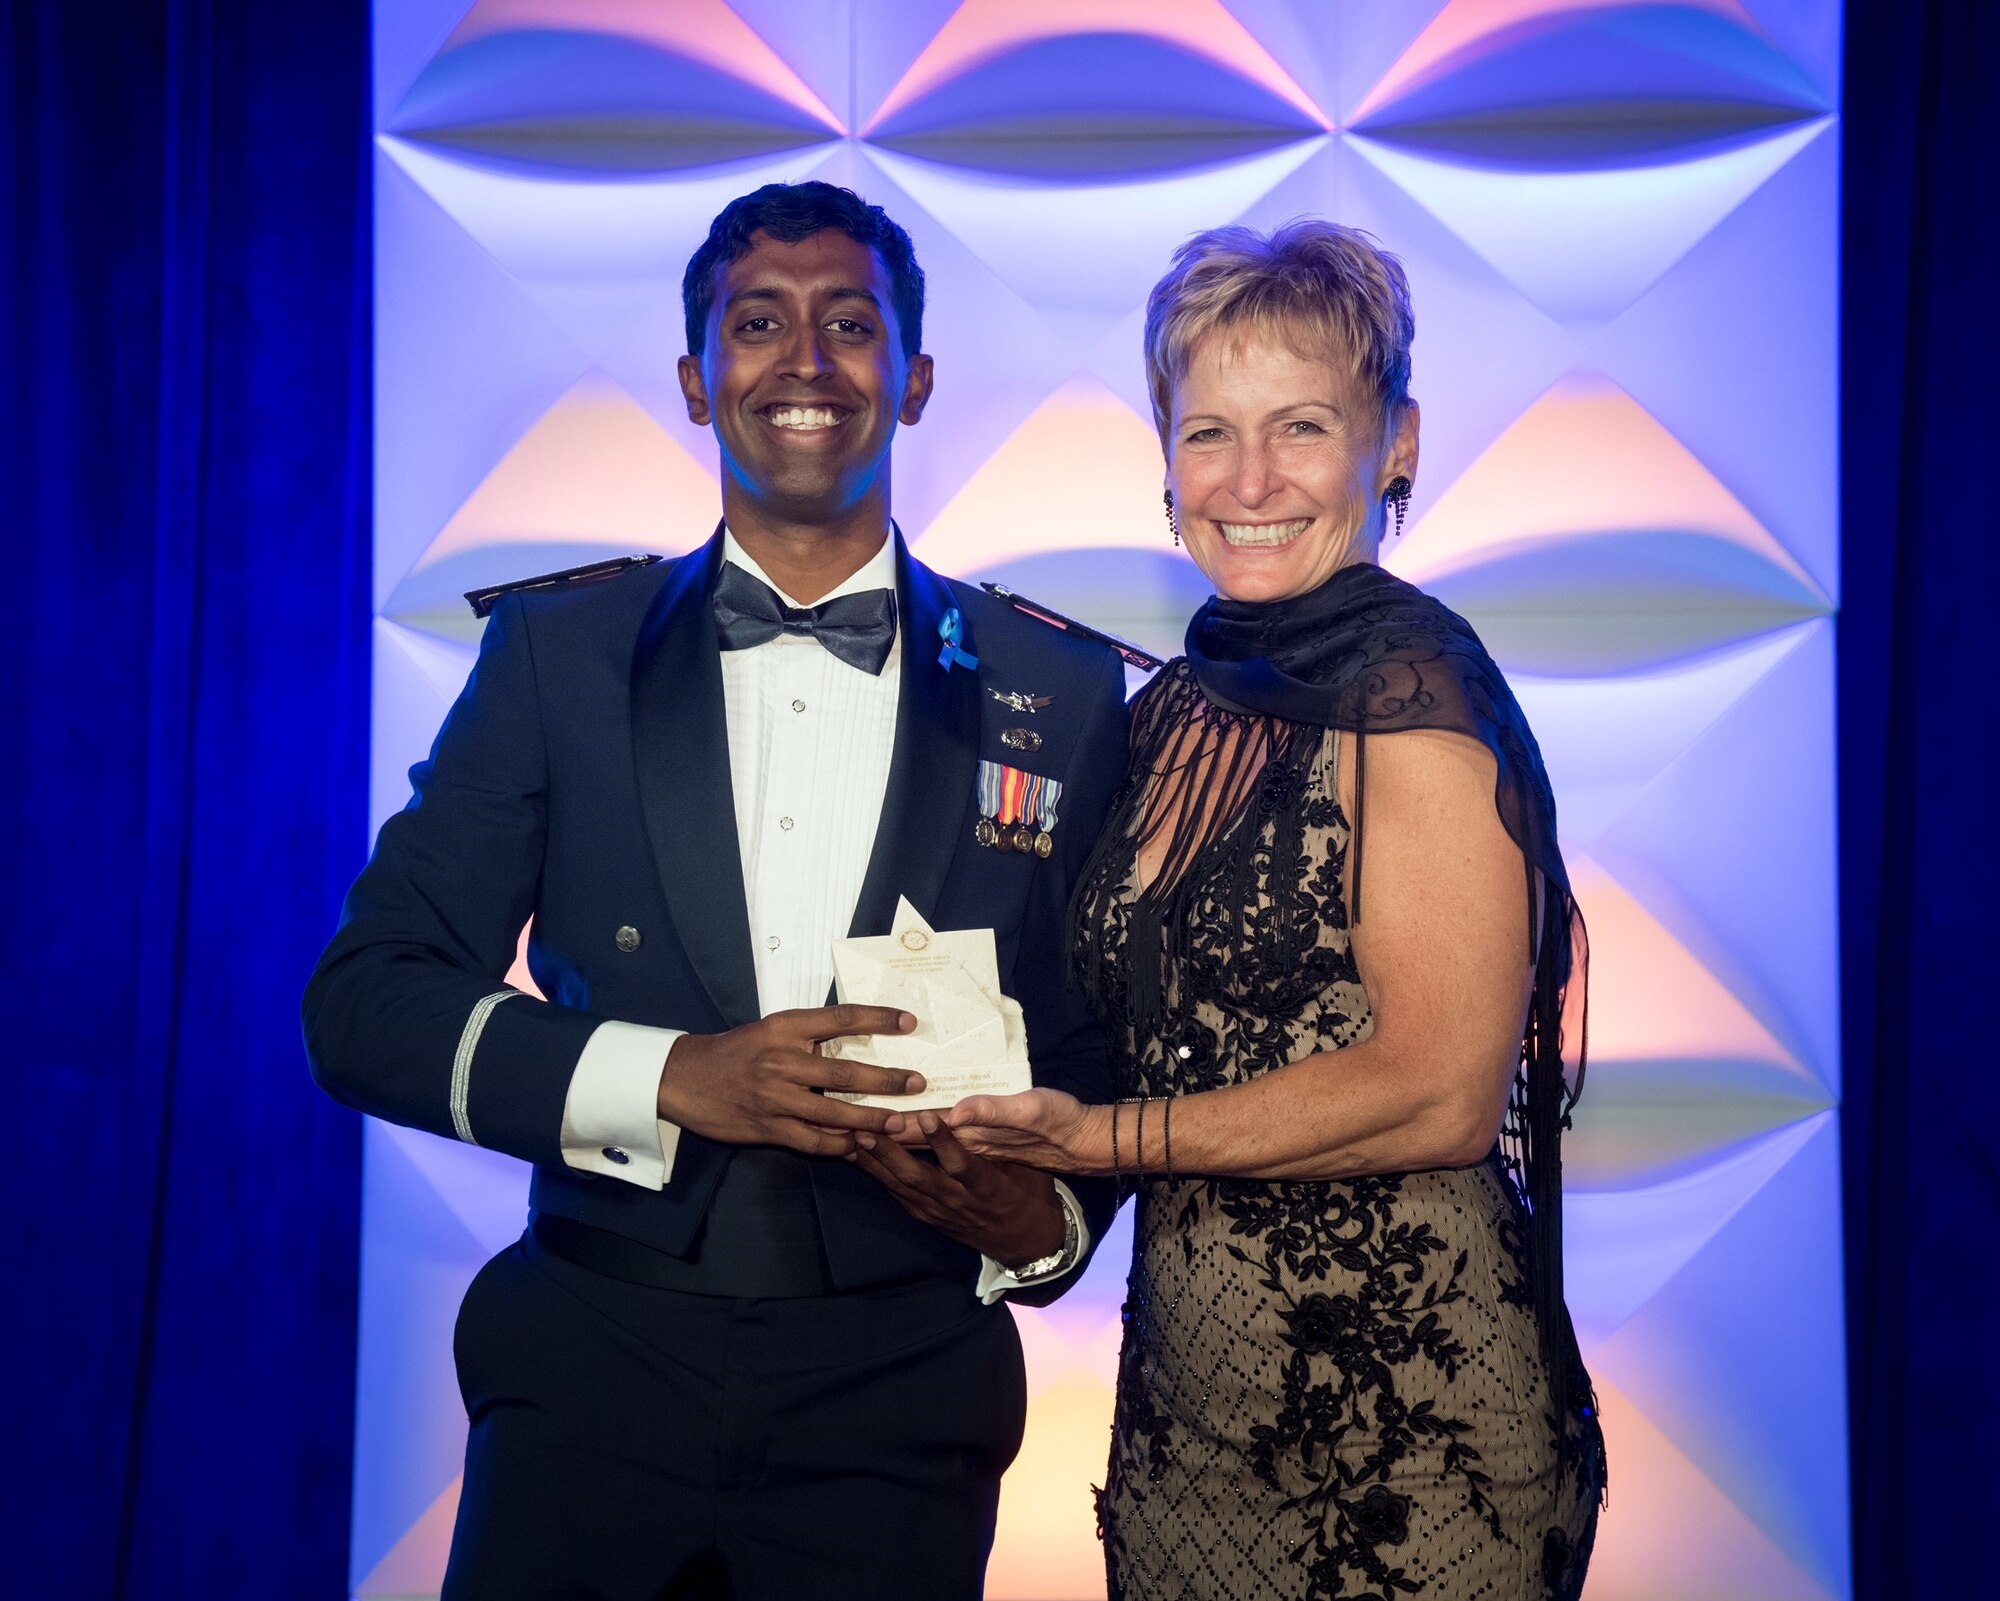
[1077,664,1602,1601]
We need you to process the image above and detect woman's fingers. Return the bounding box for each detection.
[945,1092,1039,1130]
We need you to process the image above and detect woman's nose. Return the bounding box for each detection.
[1230,442,1279,506]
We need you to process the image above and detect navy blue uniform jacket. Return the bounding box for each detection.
[305,530,1128,1300]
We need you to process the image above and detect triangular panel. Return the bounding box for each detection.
[1569,856,1810,1085]
[374,146,591,609]
[1349,118,1826,323]
[1562,1114,1822,1350]
[356,1475,460,1599]
[911,374,1166,574]
[989,1374,1121,1599]
[1591,618,1837,1091]
[1389,373,1827,673]
[421,0,842,131]
[1584,1375,1834,1601]
[843,147,1086,537]
[348,1124,488,1586]
[379,1123,533,1261]
[865,0,1327,136]
[378,137,842,359]
[864,138,1329,352]
[372,621,473,835]
[1594,121,1837,596]
[1591,1116,1849,1593]
[375,0,478,134]
[1512,625,1810,845]
[383,374,717,644]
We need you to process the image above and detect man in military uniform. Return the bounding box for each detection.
[305,182,1128,1598]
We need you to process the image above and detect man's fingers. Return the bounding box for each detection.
[848,1140,940,1216]
[774,1091,904,1133]
[790,1052,926,1099]
[779,1121,859,1159]
[919,1113,976,1179]
[786,1004,917,1044]
[853,1131,962,1200]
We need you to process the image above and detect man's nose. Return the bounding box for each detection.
[777,324,835,381]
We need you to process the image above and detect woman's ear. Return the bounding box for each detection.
[1383,399,1421,491]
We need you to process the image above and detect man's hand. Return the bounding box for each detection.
[850,1113,1067,1270]
[657,1005,925,1158]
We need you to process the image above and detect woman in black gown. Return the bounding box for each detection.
[949,222,1606,1599]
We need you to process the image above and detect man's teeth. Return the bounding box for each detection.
[1218,519,1312,547]
[767,406,842,431]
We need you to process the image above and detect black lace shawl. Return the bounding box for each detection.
[1184,558,1592,1439]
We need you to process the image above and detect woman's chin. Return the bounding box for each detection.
[1211,556,1330,605]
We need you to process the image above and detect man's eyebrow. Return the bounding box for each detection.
[721,284,882,311]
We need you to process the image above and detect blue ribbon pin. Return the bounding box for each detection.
[937,606,979,672]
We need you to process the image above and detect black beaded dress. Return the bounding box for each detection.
[1074,567,1605,1601]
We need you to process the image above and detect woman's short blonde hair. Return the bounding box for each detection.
[1143,219,1414,445]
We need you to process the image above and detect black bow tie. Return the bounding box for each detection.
[711,561,898,676]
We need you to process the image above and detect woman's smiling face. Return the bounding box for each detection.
[1168,324,1418,605]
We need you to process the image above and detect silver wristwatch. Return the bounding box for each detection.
[1009,1192,1081,1280]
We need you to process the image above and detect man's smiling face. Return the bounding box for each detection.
[679,228,932,529]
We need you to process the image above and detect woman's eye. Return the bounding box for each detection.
[1284,418,1325,435]
[1185,427,1224,444]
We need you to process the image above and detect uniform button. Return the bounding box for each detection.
[791,698,806,713]
[766,935,782,951]
[614,925,641,952]
[779,816,794,831]
[602,1147,630,1165]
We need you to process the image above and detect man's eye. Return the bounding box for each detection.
[739,317,775,334]
[828,318,869,336]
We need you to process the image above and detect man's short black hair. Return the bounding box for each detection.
[682,181,926,359]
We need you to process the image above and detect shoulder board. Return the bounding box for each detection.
[465,553,664,618]
[977,582,1165,672]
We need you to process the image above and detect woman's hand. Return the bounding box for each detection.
[941,1088,1113,1176]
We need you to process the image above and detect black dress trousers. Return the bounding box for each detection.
[442,1233,1029,1600]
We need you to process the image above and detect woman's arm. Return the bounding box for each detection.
[947,727,1532,1181]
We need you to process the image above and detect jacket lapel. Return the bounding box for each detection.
[631,527,761,1030]
[848,536,980,939]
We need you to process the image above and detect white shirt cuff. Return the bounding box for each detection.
[975,1179,1092,1305]
[559,1020,684,1189]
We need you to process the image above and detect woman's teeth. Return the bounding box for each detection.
[766,406,842,431]
[1218,519,1311,548]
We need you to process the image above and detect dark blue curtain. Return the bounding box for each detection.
[1841,2,2000,1597]
[1,1,368,1594]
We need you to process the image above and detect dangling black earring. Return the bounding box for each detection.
[1384,476,1412,539]
[1164,489,1180,547]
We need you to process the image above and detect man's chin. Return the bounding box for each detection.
[731,477,871,530]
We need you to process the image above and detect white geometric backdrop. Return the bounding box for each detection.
[362,3,1845,1596]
